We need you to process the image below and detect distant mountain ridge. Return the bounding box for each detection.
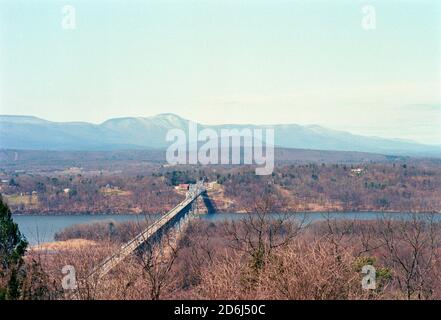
[1,113,440,156]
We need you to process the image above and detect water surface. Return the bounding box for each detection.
[13,212,438,245]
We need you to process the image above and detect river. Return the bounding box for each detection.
[12,212,439,245]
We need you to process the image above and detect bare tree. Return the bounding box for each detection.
[376,213,441,299]
[137,231,180,300]
[177,221,218,289]
[225,187,304,273]
[264,239,367,300]
[319,214,357,256]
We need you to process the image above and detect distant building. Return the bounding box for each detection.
[175,184,190,191]
[351,168,364,175]
[63,188,71,194]
[103,184,119,190]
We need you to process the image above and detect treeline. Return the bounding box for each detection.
[2,161,441,214]
[2,173,183,214]
[221,162,441,213]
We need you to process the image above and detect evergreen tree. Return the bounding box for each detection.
[0,194,28,299]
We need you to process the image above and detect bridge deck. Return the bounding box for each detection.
[89,184,204,280]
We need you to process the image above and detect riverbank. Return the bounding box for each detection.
[30,239,98,252]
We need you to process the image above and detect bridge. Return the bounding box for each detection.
[89,180,207,280]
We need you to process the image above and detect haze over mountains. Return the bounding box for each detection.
[1,113,440,157]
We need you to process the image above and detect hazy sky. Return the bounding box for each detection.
[1,0,440,144]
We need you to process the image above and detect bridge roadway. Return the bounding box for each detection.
[89,181,205,280]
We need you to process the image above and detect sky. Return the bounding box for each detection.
[0,0,440,145]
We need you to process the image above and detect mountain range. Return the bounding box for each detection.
[1,113,440,157]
